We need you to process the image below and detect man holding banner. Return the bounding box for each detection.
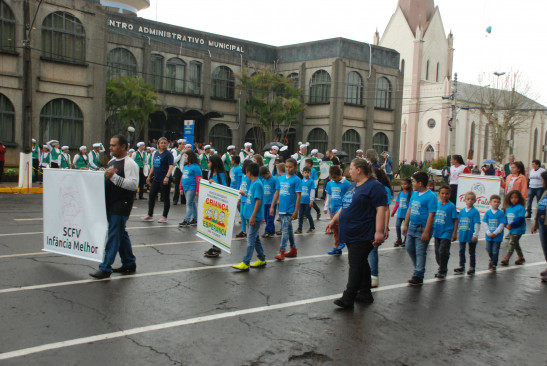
[90,135,139,279]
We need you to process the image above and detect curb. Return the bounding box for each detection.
[0,187,43,194]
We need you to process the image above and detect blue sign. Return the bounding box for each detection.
[184,120,195,147]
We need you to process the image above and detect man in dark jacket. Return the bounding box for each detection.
[90,135,139,279]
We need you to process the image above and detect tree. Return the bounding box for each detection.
[105,75,160,143]
[237,67,305,148]
[477,71,538,163]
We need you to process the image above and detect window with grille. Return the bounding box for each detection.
[0,93,14,142]
[150,54,163,90]
[309,70,331,104]
[107,48,137,80]
[209,123,232,153]
[342,129,361,160]
[375,77,392,109]
[307,128,328,155]
[344,71,363,105]
[0,1,15,53]
[42,11,85,63]
[188,61,201,95]
[165,58,185,93]
[212,66,235,99]
[372,132,389,159]
[40,98,83,147]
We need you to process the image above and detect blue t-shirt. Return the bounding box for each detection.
[275,174,302,214]
[211,172,227,186]
[310,169,318,186]
[538,194,547,216]
[458,206,481,243]
[482,209,507,242]
[396,190,410,219]
[152,150,174,182]
[240,176,250,211]
[182,164,202,191]
[261,176,276,205]
[384,186,392,206]
[433,201,458,240]
[408,190,438,227]
[301,178,315,205]
[505,204,526,235]
[229,165,243,190]
[339,179,387,243]
[326,179,352,213]
[244,178,265,221]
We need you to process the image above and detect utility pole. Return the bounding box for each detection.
[448,73,458,155]
[22,0,32,153]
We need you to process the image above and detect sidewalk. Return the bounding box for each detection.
[0,181,43,194]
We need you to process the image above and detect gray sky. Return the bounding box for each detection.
[139,0,547,105]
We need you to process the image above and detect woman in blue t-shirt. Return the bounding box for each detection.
[531,171,547,282]
[142,137,174,223]
[179,150,202,228]
[326,159,387,309]
[208,155,227,186]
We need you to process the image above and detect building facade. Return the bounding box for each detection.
[0,0,403,166]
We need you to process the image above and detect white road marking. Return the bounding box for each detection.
[13,218,43,221]
[0,261,542,361]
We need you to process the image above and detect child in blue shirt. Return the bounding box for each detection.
[259,166,277,237]
[229,156,243,190]
[501,190,527,266]
[233,163,267,271]
[432,185,458,278]
[402,171,438,286]
[482,194,508,271]
[392,177,412,247]
[455,191,481,275]
[296,167,316,234]
[270,158,302,260]
[236,160,252,238]
[324,166,351,255]
[305,159,321,220]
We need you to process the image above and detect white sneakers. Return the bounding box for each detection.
[371,276,379,288]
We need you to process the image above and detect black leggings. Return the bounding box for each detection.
[450,184,458,204]
[148,180,171,217]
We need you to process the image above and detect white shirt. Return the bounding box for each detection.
[449,165,466,185]
[529,167,546,189]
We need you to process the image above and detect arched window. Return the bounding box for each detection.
[244,127,265,150]
[0,93,15,142]
[42,11,85,62]
[342,129,361,160]
[209,123,232,153]
[426,60,430,80]
[344,71,363,105]
[188,61,201,95]
[40,99,83,147]
[424,145,435,162]
[534,128,538,160]
[309,70,331,104]
[150,54,163,90]
[436,62,440,82]
[307,128,328,155]
[166,58,185,93]
[469,122,476,155]
[372,132,389,159]
[375,77,392,109]
[212,66,235,99]
[401,59,405,75]
[288,72,299,89]
[484,125,490,159]
[284,127,297,153]
[107,48,137,80]
[0,1,15,53]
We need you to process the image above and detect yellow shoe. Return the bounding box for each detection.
[232,262,249,271]
[250,259,267,268]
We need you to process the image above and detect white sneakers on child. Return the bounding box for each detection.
[371,276,379,288]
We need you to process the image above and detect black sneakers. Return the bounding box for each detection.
[407,276,423,286]
[333,298,354,309]
[89,270,111,279]
[112,264,136,274]
[434,272,446,279]
[179,220,190,227]
[454,267,465,275]
[355,292,374,304]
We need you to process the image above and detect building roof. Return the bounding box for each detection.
[456,81,545,110]
[397,0,436,36]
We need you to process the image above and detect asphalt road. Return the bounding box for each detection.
[0,194,546,366]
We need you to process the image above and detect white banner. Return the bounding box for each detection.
[196,180,240,254]
[43,169,108,262]
[456,174,501,215]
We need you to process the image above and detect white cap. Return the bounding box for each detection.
[280,146,288,152]
[92,143,101,148]
[32,139,36,143]
[300,144,307,150]
[79,146,86,151]
[311,149,318,154]
[244,142,252,148]
[177,139,185,144]
[137,142,145,147]
[250,149,254,154]
[150,147,156,151]
[227,145,235,150]
[356,149,363,153]
[61,146,69,150]
[43,145,50,149]
[129,149,135,153]
[204,145,211,150]
[271,145,279,151]
[185,144,192,149]
[332,149,338,154]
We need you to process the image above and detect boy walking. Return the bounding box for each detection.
[432,185,458,278]
[259,166,277,237]
[482,194,507,272]
[270,158,302,260]
[233,163,267,271]
[455,192,481,275]
[296,166,315,233]
[402,172,437,286]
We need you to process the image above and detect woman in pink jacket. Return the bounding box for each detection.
[501,161,528,201]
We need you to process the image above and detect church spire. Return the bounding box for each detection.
[397,0,436,36]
